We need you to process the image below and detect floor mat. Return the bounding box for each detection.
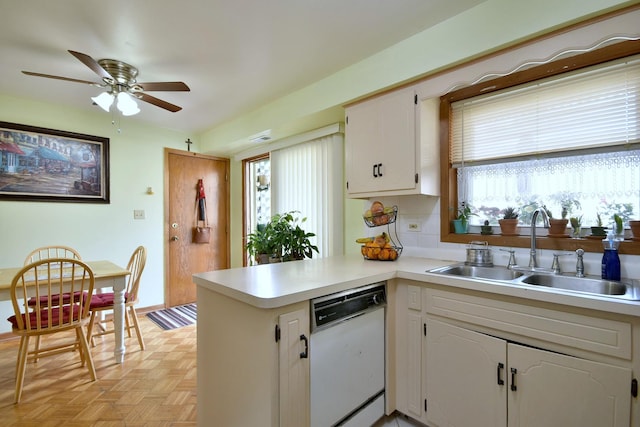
[146,303,196,330]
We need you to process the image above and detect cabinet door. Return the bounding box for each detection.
[507,343,631,427]
[425,319,507,427]
[405,311,424,420]
[279,309,310,427]
[345,86,417,195]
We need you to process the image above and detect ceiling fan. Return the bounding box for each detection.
[22,50,190,115]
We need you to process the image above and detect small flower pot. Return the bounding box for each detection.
[590,226,607,237]
[630,220,640,241]
[498,219,519,236]
[548,219,569,237]
[453,219,468,234]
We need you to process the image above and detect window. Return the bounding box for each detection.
[441,41,640,254]
[242,127,345,265]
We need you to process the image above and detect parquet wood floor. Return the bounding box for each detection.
[0,314,196,426]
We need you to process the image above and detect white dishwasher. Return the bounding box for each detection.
[310,282,386,427]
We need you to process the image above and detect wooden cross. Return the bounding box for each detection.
[185,138,193,152]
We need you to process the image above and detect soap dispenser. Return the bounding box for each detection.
[601,229,621,281]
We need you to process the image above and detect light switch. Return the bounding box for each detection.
[133,209,145,220]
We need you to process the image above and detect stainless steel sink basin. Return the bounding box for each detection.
[428,263,640,300]
[518,274,628,296]
[429,264,524,281]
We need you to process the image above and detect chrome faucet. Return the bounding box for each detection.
[500,248,517,269]
[529,208,550,268]
[575,248,585,277]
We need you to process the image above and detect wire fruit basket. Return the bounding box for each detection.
[360,203,403,261]
[361,244,402,261]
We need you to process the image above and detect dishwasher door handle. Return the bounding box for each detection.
[300,334,309,359]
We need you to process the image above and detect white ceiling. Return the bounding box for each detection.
[0,0,482,135]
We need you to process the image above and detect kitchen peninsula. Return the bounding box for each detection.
[193,255,640,427]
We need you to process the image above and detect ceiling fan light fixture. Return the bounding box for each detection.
[116,91,140,116]
[92,91,114,112]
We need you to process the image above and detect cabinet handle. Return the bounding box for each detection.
[377,163,383,177]
[510,367,517,391]
[497,362,505,385]
[299,334,309,359]
[373,164,378,178]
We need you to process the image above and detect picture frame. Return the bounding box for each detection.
[0,121,110,203]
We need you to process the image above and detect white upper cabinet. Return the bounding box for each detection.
[345,86,439,198]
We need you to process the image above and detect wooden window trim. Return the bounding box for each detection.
[242,153,270,266]
[439,40,640,255]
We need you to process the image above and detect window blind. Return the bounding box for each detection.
[451,55,640,165]
[271,133,344,258]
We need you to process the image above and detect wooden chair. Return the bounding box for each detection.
[8,258,97,403]
[24,245,81,265]
[86,246,147,350]
[24,245,83,359]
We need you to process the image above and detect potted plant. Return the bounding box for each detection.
[480,220,493,235]
[498,207,519,236]
[613,213,625,240]
[590,213,607,237]
[629,219,640,241]
[452,202,475,234]
[268,211,319,262]
[569,215,582,238]
[245,223,275,265]
[544,206,570,237]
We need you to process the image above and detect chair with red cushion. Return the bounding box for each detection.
[7,258,97,403]
[24,245,83,359]
[86,246,147,350]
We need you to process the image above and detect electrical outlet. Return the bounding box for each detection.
[133,209,145,220]
[408,223,421,232]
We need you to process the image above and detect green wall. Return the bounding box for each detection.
[0,93,189,333]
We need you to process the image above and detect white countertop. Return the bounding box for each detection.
[193,255,640,317]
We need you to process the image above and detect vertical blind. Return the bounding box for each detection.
[451,55,640,164]
[271,133,344,257]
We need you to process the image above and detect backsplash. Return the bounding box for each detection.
[362,195,640,281]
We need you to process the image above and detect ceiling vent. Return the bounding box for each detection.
[249,130,272,143]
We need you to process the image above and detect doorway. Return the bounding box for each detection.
[165,148,230,307]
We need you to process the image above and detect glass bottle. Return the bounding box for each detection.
[601,231,621,281]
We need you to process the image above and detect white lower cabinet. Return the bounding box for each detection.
[279,308,310,427]
[425,318,631,427]
[197,288,309,427]
[395,282,635,427]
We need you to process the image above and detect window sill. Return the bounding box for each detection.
[441,232,640,256]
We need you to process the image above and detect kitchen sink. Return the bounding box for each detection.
[519,274,629,296]
[428,263,640,300]
[429,264,524,281]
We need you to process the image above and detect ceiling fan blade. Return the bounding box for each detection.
[137,92,182,112]
[68,50,113,81]
[22,71,101,86]
[137,82,190,92]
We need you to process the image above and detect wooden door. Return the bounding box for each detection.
[165,149,229,307]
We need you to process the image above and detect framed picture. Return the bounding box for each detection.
[0,121,109,203]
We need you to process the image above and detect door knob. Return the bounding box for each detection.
[171,236,179,241]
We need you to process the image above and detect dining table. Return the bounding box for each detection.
[0,260,130,364]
